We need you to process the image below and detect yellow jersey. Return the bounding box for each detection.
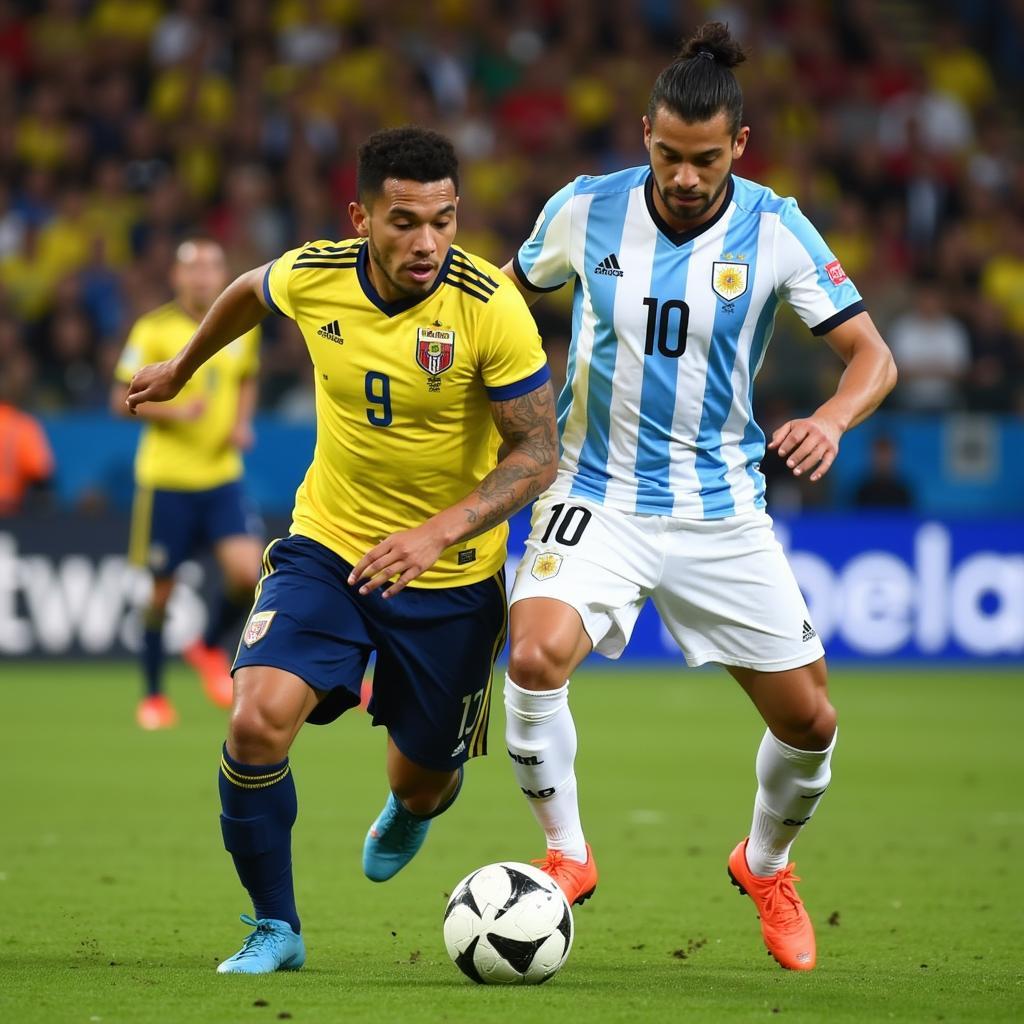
[264,239,548,588]
[115,302,261,491]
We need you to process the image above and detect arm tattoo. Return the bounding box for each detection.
[461,381,558,536]
[492,382,558,467]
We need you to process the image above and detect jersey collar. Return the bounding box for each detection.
[356,244,454,317]
[643,172,735,247]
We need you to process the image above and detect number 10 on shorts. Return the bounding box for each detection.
[540,503,592,546]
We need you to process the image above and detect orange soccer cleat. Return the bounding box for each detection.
[533,844,598,906]
[183,640,234,709]
[728,838,816,971]
[136,694,179,730]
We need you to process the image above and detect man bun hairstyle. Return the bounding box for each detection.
[647,22,748,136]
[357,126,459,202]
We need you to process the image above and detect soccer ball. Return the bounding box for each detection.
[443,861,574,984]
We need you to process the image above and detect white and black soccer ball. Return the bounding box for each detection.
[443,861,574,985]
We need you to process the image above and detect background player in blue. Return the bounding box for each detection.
[125,127,557,974]
[502,23,897,971]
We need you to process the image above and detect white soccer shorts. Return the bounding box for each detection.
[510,493,825,671]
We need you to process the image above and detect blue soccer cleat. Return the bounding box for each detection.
[363,769,464,882]
[216,914,306,974]
[362,793,432,882]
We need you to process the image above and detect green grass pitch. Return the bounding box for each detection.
[2,662,1022,1023]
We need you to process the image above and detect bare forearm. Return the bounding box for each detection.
[433,452,553,546]
[175,270,267,381]
[816,346,897,432]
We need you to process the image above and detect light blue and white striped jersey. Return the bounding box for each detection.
[514,168,864,519]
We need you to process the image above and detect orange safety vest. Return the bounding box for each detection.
[0,404,54,515]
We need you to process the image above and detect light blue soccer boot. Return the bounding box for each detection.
[216,914,306,974]
[363,768,463,882]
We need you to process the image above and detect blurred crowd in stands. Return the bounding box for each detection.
[1,0,1023,508]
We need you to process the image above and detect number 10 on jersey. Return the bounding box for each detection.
[643,297,690,358]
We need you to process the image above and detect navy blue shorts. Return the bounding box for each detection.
[232,534,508,771]
[129,480,260,575]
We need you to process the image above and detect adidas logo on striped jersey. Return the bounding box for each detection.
[316,319,344,343]
[594,252,624,277]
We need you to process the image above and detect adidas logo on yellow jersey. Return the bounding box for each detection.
[317,319,344,343]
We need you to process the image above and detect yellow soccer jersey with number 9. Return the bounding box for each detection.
[114,302,261,491]
[263,239,549,588]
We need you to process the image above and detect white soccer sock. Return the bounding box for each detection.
[746,727,837,877]
[503,674,587,862]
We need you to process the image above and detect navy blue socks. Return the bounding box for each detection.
[218,745,300,933]
[141,609,164,697]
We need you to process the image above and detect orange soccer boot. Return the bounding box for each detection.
[533,844,598,906]
[136,694,179,730]
[183,640,234,709]
[728,838,816,970]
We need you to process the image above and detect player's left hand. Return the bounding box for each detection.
[769,414,842,482]
[348,523,448,599]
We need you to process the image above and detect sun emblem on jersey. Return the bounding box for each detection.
[415,326,455,377]
[712,261,749,301]
[530,552,563,581]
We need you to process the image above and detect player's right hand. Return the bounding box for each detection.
[348,522,449,599]
[125,359,187,414]
[769,413,841,482]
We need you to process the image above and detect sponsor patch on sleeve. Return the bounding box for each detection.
[824,259,847,285]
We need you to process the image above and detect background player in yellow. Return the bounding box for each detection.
[112,238,264,730]
[124,127,558,974]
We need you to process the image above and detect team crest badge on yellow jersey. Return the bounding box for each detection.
[243,610,276,647]
[712,261,748,301]
[416,327,455,376]
[530,552,563,581]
